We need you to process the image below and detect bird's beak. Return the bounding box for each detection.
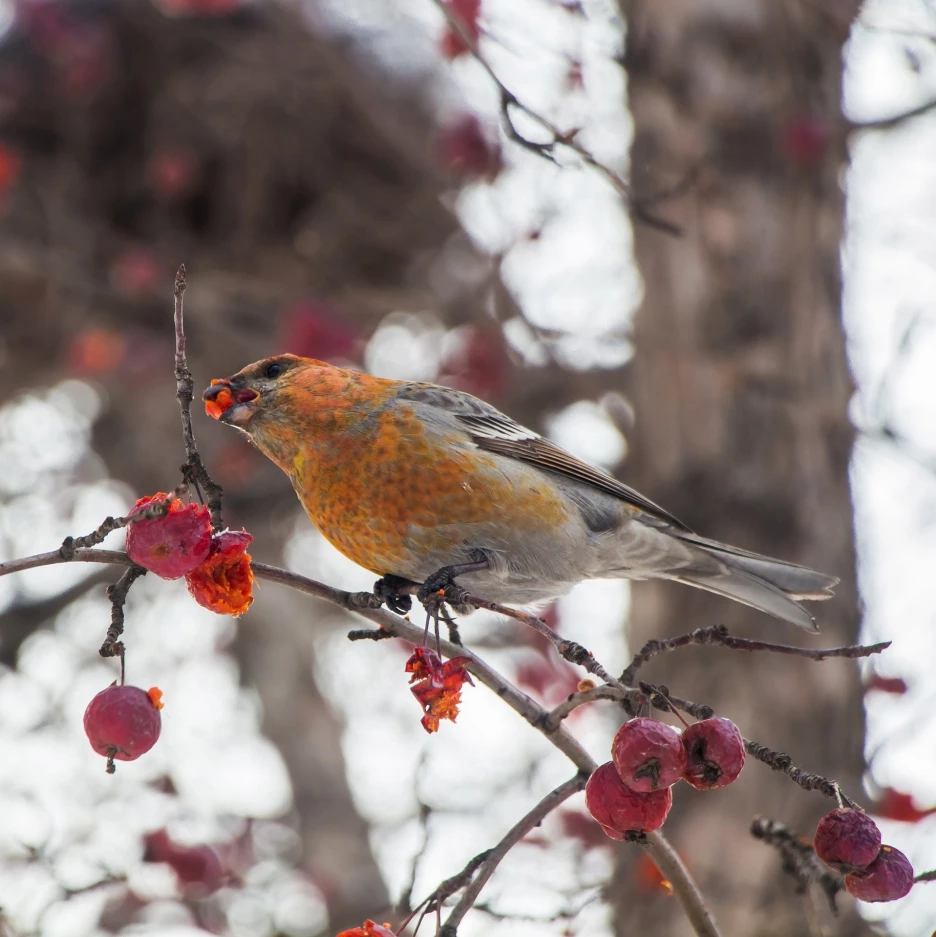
[203,378,259,426]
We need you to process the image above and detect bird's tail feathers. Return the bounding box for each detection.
[672,535,838,632]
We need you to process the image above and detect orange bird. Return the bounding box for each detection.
[203,354,836,629]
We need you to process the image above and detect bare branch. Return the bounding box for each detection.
[172,265,224,530]
[545,684,630,729]
[743,740,859,808]
[460,590,627,688]
[439,774,587,933]
[620,625,889,686]
[750,817,842,912]
[0,545,721,937]
[99,565,147,674]
[427,0,686,234]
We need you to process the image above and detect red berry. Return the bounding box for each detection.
[585,761,673,837]
[844,845,914,903]
[125,493,212,579]
[612,718,687,792]
[681,717,745,791]
[143,830,224,896]
[813,808,882,872]
[84,685,162,770]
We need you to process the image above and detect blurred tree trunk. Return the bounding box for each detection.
[614,3,866,935]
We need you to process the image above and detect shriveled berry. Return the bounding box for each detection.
[612,718,687,792]
[813,808,882,872]
[844,845,914,902]
[681,717,745,790]
[185,529,254,616]
[84,685,162,771]
[585,761,673,836]
[125,493,211,579]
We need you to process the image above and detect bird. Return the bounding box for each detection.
[203,354,837,631]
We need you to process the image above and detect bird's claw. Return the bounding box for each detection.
[372,574,415,615]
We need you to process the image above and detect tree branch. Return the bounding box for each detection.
[427,0,686,234]
[620,625,889,686]
[172,264,224,530]
[0,545,721,937]
[439,774,587,933]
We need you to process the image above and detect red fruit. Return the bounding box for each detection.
[612,718,687,793]
[185,530,254,617]
[436,115,503,180]
[143,830,224,896]
[438,0,480,59]
[336,922,396,937]
[125,493,212,579]
[870,787,936,824]
[277,300,360,363]
[147,145,199,200]
[681,717,745,791]
[813,808,882,872]
[585,761,673,837]
[780,116,830,167]
[84,685,162,770]
[844,845,914,903]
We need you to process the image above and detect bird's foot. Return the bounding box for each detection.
[372,574,416,615]
[416,554,489,616]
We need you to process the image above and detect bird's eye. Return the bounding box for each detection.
[264,361,285,379]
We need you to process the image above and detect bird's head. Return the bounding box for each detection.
[202,354,310,433]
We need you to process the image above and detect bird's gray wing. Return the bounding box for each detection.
[398,383,689,531]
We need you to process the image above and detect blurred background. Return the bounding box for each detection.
[0,0,934,935]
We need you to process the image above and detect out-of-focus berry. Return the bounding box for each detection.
[612,717,687,793]
[844,845,914,903]
[439,0,480,59]
[143,829,224,896]
[813,808,882,872]
[585,761,673,837]
[436,115,502,180]
[84,685,162,770]
[146,145,200,200]
[185,530,254,616]
[681,717,745,790]
[125,493,212,579]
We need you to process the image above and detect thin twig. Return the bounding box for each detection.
[58,487,185,559]
[620,625,889,686]
[0,545,721,937]
[655,689,861,805]
[643,832,722,937]
[750,817,842,913]
[172,265,224,530]
[460,591,624,688]
[545,684,631,729]
[914,869,936,883]
[100,565,146,678]
[743,740,859,808]
[428,0,685,234]
[439,774,587,933]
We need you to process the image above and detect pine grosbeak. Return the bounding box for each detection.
[204,354,836,630]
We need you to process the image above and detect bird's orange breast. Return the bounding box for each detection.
[283,402,571,577]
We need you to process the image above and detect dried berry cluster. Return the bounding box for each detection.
[586,716,746,837]
[126,493,254,616]
[813,808,914,903]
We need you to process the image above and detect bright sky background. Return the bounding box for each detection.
[1,0,936,935]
